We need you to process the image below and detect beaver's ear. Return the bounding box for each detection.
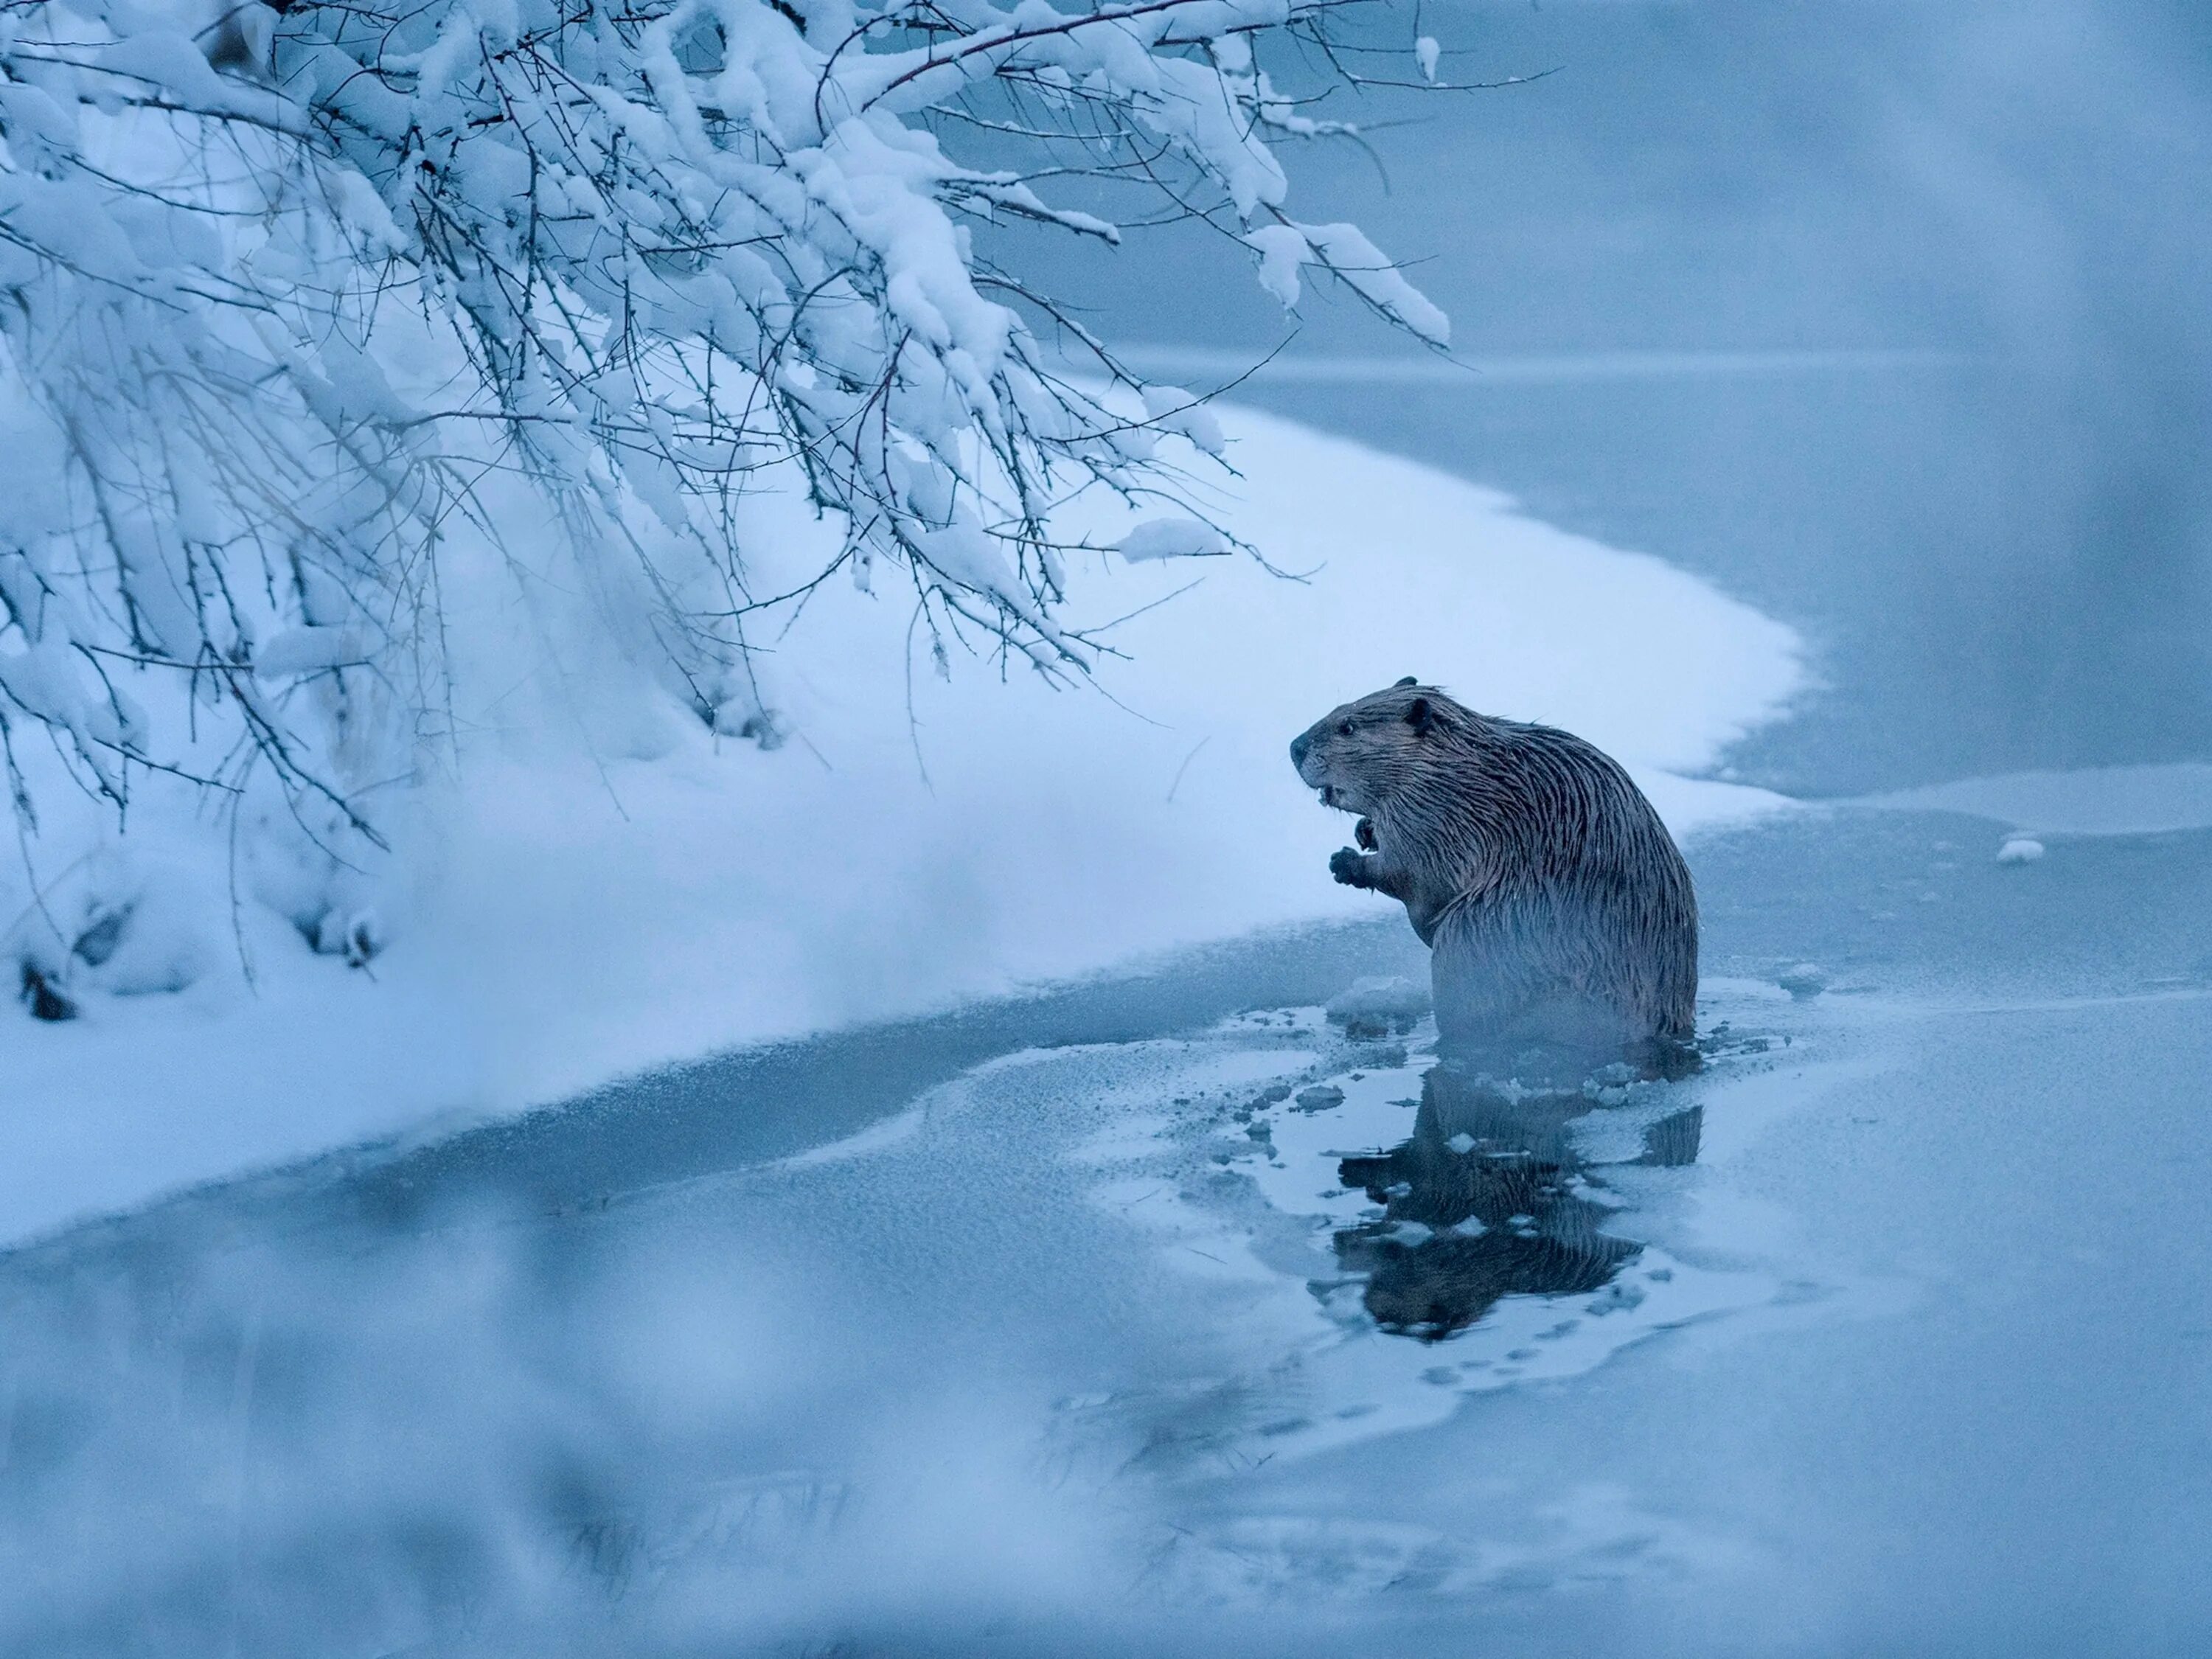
[1394,675,1418,688]
[1405,696,1432,734]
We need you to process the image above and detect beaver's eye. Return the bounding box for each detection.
[1336,720,1352,737]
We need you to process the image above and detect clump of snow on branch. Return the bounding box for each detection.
[1242,220,1447,341]
[0,0,1450,1010]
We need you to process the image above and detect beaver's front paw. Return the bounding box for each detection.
[1329,846,1370,886]
[1354,817,1378,852]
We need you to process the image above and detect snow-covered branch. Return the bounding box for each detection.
[0,0,1450,1007]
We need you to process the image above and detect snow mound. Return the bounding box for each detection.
[4,404,1804,1245]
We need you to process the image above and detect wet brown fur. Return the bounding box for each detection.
[1291,681,1697,1068]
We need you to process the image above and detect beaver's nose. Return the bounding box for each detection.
[1289,731,1310,769]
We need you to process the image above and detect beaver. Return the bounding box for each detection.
[1290,679,1697,1074]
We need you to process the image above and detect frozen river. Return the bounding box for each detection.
[7,1,2211,1652]
[7,804,2211,1655]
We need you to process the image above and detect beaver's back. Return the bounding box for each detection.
[1420,718,1697,1067]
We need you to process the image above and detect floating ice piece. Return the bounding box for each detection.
[1777,961,1829,999]
[1997,837,2046,865]
[1324,974,1431,1034]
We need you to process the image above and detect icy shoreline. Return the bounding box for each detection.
[4,405,1805,1248]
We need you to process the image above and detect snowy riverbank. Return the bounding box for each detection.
[4,405,1806,1246]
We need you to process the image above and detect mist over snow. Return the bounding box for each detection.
[3,403,1803,1244]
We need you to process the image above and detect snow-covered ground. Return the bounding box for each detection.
[2,404,1804,1247]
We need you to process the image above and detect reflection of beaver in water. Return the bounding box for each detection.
[1336,1062,1701,1340]
[1291,680,1698,1076]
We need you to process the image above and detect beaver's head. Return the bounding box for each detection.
[1290,678,1462,816]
